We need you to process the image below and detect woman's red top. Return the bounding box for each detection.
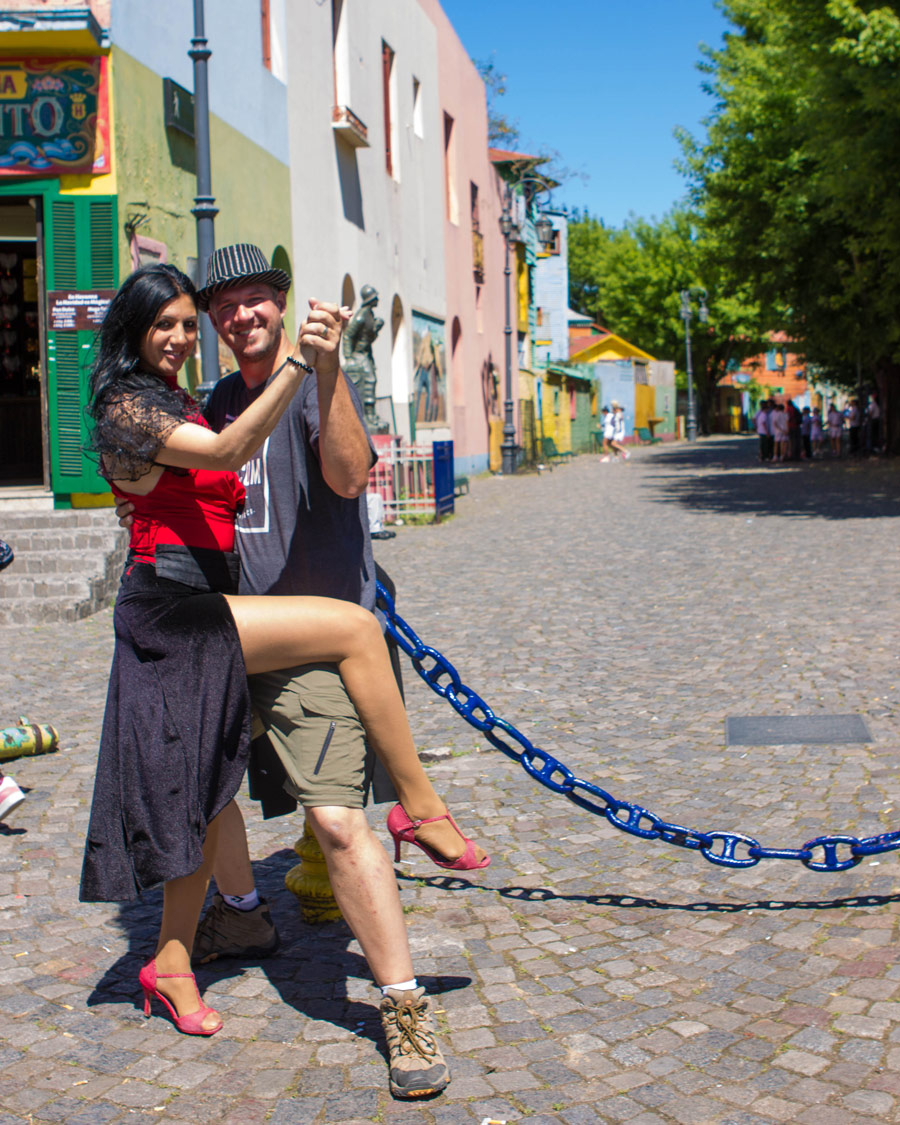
[110,381,245,565]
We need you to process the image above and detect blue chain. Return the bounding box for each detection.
[376,582,898,874]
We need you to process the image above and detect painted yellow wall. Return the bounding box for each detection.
[111,50,294,336]
[539,373,572,451]
[516,242,528,334]
[59,52,117,197]
[0,45,117,197]
[488,418,503,472]
[0,28,104,54]
[571,333,655,363]
[634,383,654,431]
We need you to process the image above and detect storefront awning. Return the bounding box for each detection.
[0,9,106,52]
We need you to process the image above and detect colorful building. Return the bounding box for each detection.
[716,332,810,431]
[283,0,444,447]
[533,209,569,369]
[568,324,677,442]
[488,149,562,468]
[526,210,598,455]
[280,0,510,479]
[418,0,508,477]
[0,0,538,505]
[0,0,292,506]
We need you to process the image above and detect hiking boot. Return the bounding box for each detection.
[191,893,280,964]
[379,986,450,1098]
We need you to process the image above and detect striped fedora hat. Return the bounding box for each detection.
[196,243,291,311]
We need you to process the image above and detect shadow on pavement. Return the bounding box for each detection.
[398,871,900,916]
[88,847,470,1051]
[645,438,900,520]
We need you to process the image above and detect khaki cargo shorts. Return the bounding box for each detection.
[248,663,368,809]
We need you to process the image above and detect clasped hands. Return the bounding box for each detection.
[294,299,352,377]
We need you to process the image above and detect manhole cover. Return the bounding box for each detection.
[725,714,872,746]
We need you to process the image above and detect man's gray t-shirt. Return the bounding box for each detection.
[204,369,377,608]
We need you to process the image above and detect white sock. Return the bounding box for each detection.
[222,889,260,911]
[381,978,418,996]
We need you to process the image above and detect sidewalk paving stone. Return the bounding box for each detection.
[2,437,900,1122]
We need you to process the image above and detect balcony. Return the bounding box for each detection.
[332,105,369,148]
[472,228,484,283]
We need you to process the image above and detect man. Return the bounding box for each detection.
[847,397,861,456]
[867,392,881,453]
[786,398,802,461]
[753,400,770,462]
[117,245,449,1100]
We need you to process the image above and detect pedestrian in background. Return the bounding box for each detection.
[827,401,843,456]
[847,397,861,456]
[786,399,802,461]
[800,406,812,460]
[810,406,824,457]
[771,402,789,462]
[754,400,772,462]
[610,402,629,460]
[765,399,777,461]
[867,392,882,453]
[600,405,614,459]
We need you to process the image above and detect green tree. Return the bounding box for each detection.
[566,209,612,321]
[679,0,900,441]
[568,208,768,430]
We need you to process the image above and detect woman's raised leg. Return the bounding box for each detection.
[225,594,488,865]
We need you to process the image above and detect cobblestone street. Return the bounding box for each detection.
[3,435,900,1125]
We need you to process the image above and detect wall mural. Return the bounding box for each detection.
[0,56,109,176]
[411,310,446,426]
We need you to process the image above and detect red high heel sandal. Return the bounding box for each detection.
[386,804,491,871]
[138,958,222,1036]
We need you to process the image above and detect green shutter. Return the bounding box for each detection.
[45,194,118,495]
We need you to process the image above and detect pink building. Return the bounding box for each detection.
[418,0,510,475]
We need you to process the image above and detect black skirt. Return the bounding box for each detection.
[80,559,251,903]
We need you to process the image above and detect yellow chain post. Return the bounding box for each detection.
[0,717,59,762]
[284,816,343,924]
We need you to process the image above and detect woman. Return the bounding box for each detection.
[827,401,843,456]
[609,403,629,461]
[771,402,789,463]
[80,265,488,1037]
[810,406,824,457]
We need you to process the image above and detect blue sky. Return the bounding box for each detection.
[439,0,730,227]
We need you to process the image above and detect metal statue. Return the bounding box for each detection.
[342,284,384,430]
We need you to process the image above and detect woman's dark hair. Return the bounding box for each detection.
[88,263,197,412]
[86,264,198,480]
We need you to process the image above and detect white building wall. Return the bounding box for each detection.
[110,0,288,164]
[533,211,570,367]
[284,0,445,439]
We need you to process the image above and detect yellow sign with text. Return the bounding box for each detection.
[0,69,27,100]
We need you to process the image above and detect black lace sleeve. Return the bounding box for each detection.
[88,377,198,482]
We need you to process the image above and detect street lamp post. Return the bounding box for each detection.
[679,286,708,443]
[189,0,219,398]
[498,180,555,474]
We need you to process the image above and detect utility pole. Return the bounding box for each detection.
[189,0,219,392]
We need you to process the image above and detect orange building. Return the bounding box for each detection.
[716,332,810,432]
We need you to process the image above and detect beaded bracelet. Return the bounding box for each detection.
[285,355,315,375]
